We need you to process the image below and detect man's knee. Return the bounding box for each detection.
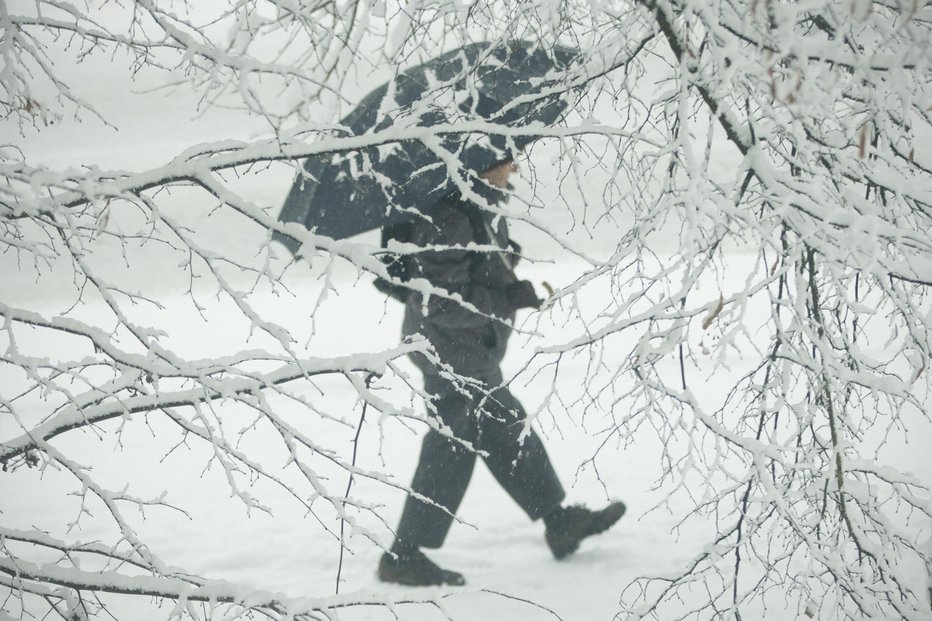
[473,397,532,450]
[424,387,479,448]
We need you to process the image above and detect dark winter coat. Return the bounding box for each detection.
[402,194,522,378]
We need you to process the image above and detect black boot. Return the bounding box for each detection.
[377,542,466,586]
[544,501,626,560]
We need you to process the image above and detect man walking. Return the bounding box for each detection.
[377,159,625,586]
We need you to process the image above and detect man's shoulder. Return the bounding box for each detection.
[421,194,475,233]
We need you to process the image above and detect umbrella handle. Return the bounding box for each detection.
[537,280,557,311]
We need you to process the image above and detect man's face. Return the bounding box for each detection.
[478,160,518,189]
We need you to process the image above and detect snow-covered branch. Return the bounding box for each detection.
[2,0,929,619]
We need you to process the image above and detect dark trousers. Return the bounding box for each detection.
[395,370,566,549]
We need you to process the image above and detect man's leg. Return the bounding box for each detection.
[472,376,566,520]
[474,375,625,559]
[379,374,477,586]
[393,373,478,548]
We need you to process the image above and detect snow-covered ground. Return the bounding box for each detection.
[4,247,929,619]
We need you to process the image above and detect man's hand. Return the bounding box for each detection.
[506,280,542,310]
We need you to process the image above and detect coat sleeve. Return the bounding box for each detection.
[408,203,515,329]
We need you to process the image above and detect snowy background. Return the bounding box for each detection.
[2,12,931,620]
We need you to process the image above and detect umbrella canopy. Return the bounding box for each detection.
[274,40,577,251]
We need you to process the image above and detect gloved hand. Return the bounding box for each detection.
[506,280,542,310]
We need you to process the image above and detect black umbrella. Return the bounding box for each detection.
[274,40,576,251]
